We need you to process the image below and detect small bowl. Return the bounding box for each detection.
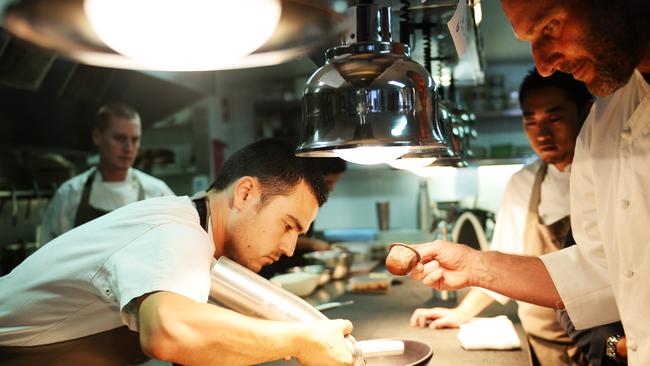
[270,272,320,297]
[289,265,331,286]
[304,249,353,280]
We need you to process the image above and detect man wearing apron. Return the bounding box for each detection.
[411,70,593,365]
[41,102,174,243]
[0,139,354,366]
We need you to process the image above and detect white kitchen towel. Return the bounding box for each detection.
[457,315,522,350]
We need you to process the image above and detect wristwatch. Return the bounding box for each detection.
[606,334,623,359]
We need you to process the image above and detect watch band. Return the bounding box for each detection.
[606,334,623,359]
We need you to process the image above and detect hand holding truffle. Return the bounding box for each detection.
[407,240,482,290]
[385,243,421,275]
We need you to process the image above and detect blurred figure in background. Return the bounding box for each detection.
[411,70,600,366]
[260,157,347,278]
[41,102,173,243]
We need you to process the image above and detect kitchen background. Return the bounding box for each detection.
[0,0,537,272]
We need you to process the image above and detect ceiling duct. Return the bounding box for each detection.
[296,1,453,165]
[0,30,56,90]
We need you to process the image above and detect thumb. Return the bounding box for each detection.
[334,319,354,335]
[431,318,457,329]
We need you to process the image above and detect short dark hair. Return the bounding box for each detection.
[208,138,329,207]
[305,157,347,176]
[519,70,592,123]
[95,102,140,132]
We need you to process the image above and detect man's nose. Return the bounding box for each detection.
[537,125,553,140]
[532,39,564,77]
[279,237,297,258]
[123,140,136,152]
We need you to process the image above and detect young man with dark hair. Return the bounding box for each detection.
[41,102,174,243]
[0,139,354,366]
[260,157,347,277]
[409,1,650,364]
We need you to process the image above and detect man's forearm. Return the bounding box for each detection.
[138,292,304,365]
[473,251,562,309]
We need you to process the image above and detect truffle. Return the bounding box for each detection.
[385,243,421,276]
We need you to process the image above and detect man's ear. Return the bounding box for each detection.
[92,128,102,147]
[232,176,259,210]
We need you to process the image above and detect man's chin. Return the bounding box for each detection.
[541,154,561,165]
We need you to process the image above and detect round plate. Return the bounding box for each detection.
[365,339,433,366]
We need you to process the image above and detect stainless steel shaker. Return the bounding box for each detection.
[209,256,366,365]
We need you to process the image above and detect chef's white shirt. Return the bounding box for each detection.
[481,159,571,304]
[0,196,214,346]
[41,167,175,243]
[541,70,650,365]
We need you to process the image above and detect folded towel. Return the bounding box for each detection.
[457,315,522,350]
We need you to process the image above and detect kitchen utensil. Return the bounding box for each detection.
[270,272,320,297]
[288,264,331,286]
[364,339,432,366]
[376,201,390,231]
[303,248,353,280]
[210,257,365,365]
[314,300,354,312]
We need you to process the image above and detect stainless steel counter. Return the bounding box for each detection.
[263,274,529,366]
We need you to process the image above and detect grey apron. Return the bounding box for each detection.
[520,163,586,366]
[74,169,145,227]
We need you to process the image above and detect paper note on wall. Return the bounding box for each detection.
[447,0,469,58]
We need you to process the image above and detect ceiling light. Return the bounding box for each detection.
[84,0,281,71]
[334,146,410,165]
[388,157,437,171]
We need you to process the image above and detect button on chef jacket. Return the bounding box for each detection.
[540,70,650,366]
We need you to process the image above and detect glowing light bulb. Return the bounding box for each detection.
[84,0,281,71]
[388,157,436,171]
[411,166,458,179]
[334,146,410,165]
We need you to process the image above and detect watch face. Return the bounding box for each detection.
[606,335,622,359]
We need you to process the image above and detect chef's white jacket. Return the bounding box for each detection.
[0,196,214,346]
[41,167,174,243]
[482,159,571,304]
[541,70,650,365]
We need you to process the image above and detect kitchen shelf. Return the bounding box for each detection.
[0,188,54,199]
[474,108,523,120]
[149,164,198,177]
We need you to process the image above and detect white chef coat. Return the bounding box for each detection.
[0,196,214,346]
[41,167,175,243]
[483,158,571,304]
[541,70,650,365]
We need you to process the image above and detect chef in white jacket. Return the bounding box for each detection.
[407,1,650,365]
[41,102,174,243]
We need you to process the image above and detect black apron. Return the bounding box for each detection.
[73,169,145,227]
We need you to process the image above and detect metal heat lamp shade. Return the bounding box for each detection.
[296,3,451,165]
